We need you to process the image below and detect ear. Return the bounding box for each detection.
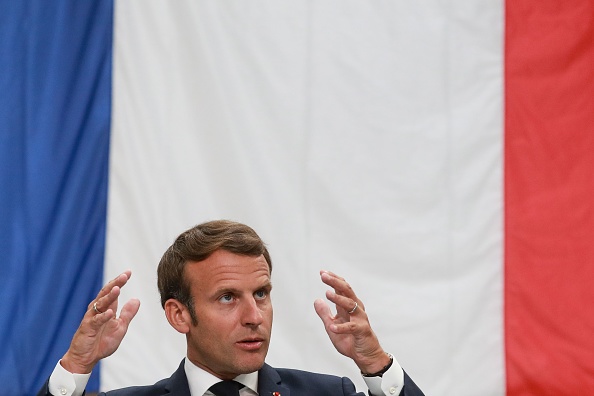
[164,299,192,334]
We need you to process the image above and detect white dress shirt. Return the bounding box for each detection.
[184,358,258,396]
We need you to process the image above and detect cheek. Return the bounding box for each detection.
[196,307,236,330]
[193,315,237,346]
[264,305,273,324]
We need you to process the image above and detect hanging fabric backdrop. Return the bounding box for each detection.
[1,1,593,395]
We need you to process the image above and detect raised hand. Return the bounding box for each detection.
[314,270,391,374]
[60,271,141,374]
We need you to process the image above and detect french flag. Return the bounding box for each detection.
[1,1,593,395]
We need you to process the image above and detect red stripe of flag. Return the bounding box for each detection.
[505,1,594,394]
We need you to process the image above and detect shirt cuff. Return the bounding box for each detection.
[48,360,91,396]
[362,354,404,396]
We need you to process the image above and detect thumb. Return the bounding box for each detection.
[119,298,141,325]
[314,298,333,328]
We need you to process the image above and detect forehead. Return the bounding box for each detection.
[185,250,271,290]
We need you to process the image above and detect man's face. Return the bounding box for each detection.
[184,249,273,379]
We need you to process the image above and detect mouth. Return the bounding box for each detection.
[236,337,265,351]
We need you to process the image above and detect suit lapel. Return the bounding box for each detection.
[163,360,192,396]
[257,364,290,396]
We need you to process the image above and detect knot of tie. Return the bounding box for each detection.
[209,380,242,396]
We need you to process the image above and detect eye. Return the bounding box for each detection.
[254,289,268,300]
[219,294,234,304]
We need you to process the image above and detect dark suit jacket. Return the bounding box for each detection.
[37,360,424,396]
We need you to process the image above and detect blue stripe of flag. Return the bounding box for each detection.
[0,1,113,394]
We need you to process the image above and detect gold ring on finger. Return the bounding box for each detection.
[93,301,103,314]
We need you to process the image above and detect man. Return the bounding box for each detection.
[38,220,424,396]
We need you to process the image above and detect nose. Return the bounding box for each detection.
[241,297,263,327]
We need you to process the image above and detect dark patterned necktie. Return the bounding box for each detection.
[208,380,242,396]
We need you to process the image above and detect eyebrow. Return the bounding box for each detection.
[213,281,273,297]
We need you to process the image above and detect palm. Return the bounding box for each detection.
[95,312,131,358]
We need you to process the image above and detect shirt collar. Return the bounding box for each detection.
[184,357,259,395]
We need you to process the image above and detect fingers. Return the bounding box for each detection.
[88,271,132,314]
[89,285,120,317]
[320,270,365,313]
[320,270,348,292]
[325,290,360,315]
[98,271,131,299]
[88,298,139,336]
[320,270,355,298]
[314,298,363,335]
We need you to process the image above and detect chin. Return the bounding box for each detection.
[236,355,266,373]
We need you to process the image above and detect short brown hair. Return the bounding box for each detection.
[157,220,272,323]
